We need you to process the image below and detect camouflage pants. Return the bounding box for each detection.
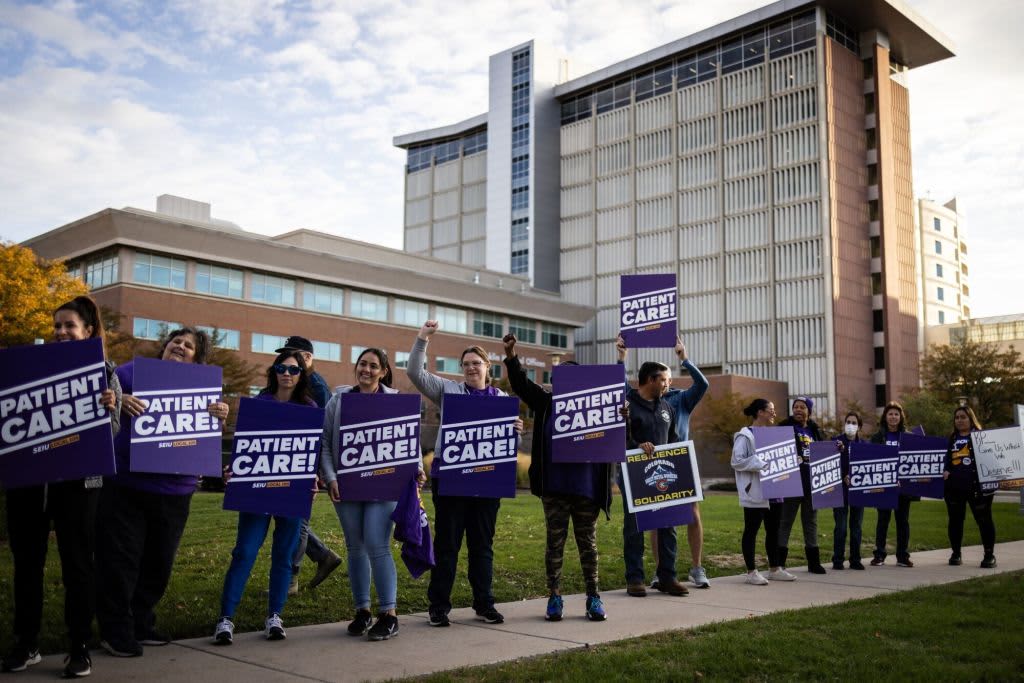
[541,495,600,595]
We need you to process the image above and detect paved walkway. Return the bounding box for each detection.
[22,540,1024,681]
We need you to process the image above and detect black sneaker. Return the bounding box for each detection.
[849,560,865,570]
[347,609,373,636]
[949,552,962,566]
[980,554,997,569]
[1,645,41,673]
[100,637,142,658]
[135,627,171,647]
[62,644,92,678]
[367,614,399,641]
[475,607,504,624]
[427,609,450,627]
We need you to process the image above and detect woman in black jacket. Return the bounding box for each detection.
[942,406,997,568]
[777,397,827,574]
[870,401,914,567]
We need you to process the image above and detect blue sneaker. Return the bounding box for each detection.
[545,594,564,621]
[585,594,607,621]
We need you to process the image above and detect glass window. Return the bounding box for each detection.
[302,283,343,315]
[250,273,295,306]
[350,291,388,321]
[720,37,743,74]
[251,333,286,354]
[933,217,941,231]
[195,263,243,298]
[436,306,468,334]
[934,240,942,254]
[84,253,119,288]
[394,298,429,327]
[936,264,943,278]
[511,249,529,274]
[133,252,185,289]
[697,48,718,82]
[938,310,945,324]
[542,324,568,349]
[489,365,503,380]
[595,85,614,113]
[612,78,631,109]
[312,340,341,362]
[436,356,460,374]
[134,318,179,341]
[473,311,504,338]
[634,70,654,102]
[542,370,551,384]
[743,29,766,67]
[769,19,793,58]
[676,55,698,87]
[653,63,673,95]
[509,318,536,344]
[937,286,945,301]
[197,326,240,350]
[350,346,367,363]
[394,351,410,369]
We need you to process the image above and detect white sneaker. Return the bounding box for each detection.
[265,613,286,640]
[768,568,797,582]
[213,617,234,645]
[688,566,711,588]
[745,571,769,585]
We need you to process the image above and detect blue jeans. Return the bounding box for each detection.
[219,512,302,618]
[620,479,677,584]
[334,501,398,611]
[832,505,864,564]
[874,495,912,562]
[291,518,331,574]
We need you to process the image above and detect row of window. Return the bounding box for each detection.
[406,129,487,173]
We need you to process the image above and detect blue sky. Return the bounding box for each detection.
[0,0,1020,318]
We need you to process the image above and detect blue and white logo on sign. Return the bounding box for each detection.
[644,459,678,492]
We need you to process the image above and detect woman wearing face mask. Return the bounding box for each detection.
[213,351,315,645]
[95,327,230,659]
[319,348,423,642]
[870,401,914,568]
[832,413,865,570]
[408,320,521,628]
[943,406,997,568]
[2,296,121,678]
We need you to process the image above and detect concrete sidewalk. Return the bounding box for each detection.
[21,541,1024,681]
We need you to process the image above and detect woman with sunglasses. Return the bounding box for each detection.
[213,351,316,645]
[408,320,521,628]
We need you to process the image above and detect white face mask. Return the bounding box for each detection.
[844,424,859,438]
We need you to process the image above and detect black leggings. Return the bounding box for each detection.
[742,504,781,571]
[945,489,996,553]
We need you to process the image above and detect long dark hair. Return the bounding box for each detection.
[950,405,982,437]
[159,326,211,365]
[55,295,105,349]
[264,350,312,404]
[355,347,393,388]
[743,398,771,418]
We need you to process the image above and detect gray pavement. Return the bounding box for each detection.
[19,540,1024,681]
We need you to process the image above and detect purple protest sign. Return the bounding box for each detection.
[129,357,223,477]
[550,364,626,463]
[620,274,677,348]
[898,433,947,499]
[848,442,900,509]
[223,397,324,518]
[337,393,421,502]
[636,504,695,532]
[436,394,520,498]
[0,338,115,489]
[809,442,843,510]
[751,426,803,499]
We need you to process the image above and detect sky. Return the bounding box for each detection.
[0,0,1020,318]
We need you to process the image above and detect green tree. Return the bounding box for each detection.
[919,340,1024,428]
[695,390,752,464]
[0,242,89,347]
[898,388,953,438]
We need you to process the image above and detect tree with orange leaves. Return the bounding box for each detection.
[0,241,89,348]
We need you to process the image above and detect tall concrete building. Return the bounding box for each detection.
[916,197,969,333]
[396,0,954,413]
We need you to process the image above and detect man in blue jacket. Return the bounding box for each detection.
[617,334,711,588]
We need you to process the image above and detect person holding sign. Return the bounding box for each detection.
[213,351,314,645]
[776,397,828,574]
[95,327,230,659]
[2,296,121,678]
[408,321,521,628]
[503,334,610,622]
[320,348,420,641]
[731,399,795,585]
[943,406,997,568]
[869,402,914,568]
[832,413,866,570]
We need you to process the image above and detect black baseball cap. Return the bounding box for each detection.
[275,335,314,354]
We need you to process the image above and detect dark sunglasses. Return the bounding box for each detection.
[274,364,302,376]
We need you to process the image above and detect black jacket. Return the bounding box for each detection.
[625,387,676,448]
[778,416,823,497]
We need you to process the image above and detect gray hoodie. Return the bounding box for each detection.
[731,427,768,508]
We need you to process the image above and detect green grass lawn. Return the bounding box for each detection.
[2,492,1023,655]
[417,570,1024,682]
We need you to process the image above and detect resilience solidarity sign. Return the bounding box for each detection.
[619,274,678,348]
[751,426,803,499]
[129,357,223,477]
[224,397,324,518]
[898,433,947,499]
[337,393,421,502]
[550,364,626,463]
[809,441,843,510]
[971,426,1024,490]
[436,394,520,498]
[621,441,702,531]
[848,442,900,509]
[0,338,116,489]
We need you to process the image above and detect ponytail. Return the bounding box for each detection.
[743,398,770,418]
[55,295,105,350]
